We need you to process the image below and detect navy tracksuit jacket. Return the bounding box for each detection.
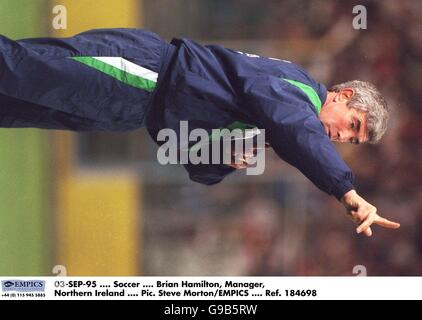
[0,28,354,199]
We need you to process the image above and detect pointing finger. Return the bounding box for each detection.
[374,216,401,229]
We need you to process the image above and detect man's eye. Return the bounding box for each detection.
[351,122,355,129]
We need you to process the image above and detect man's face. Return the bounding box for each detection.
[320,89,368,144]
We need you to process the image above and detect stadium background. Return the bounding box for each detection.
[0,0,419,276]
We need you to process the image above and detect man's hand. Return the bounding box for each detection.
[228,143,270,169]
[341,189,400,237]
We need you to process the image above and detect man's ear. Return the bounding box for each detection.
[339,88,354,102]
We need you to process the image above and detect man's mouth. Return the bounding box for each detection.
[324,125,331,139]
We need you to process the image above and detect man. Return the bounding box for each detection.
[0,28,400,236]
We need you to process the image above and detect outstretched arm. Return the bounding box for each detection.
[341,189,400,237]
[245,76,400,236]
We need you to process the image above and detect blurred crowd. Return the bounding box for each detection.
[142,0,422,275]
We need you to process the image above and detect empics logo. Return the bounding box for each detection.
[1,280,45,292]
[3,281,14,288]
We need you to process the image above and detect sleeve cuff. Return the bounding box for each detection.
[332,180,354,201]
[184,163,236,185]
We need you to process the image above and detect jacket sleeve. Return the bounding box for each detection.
[147,127,236,185]
[245,76,354,199]
[183,163,236,185]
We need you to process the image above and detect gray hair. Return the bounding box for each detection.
[329,80,389,144]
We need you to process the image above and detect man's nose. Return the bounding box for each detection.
[337,131,350,142]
